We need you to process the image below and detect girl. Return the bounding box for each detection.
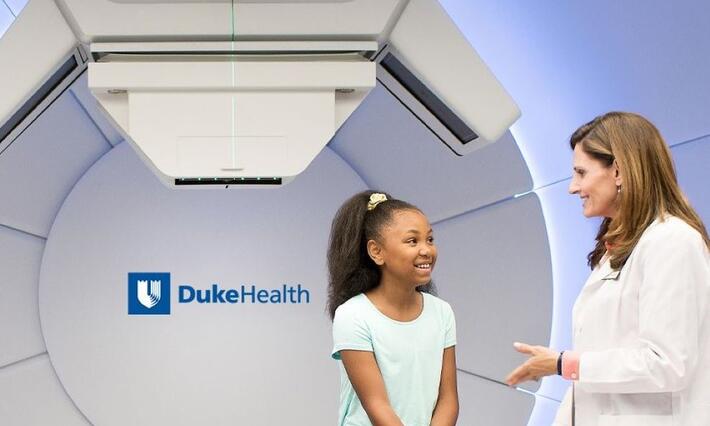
[327,190,458,426]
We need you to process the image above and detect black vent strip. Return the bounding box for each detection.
[380,53,478,144]
[0,55,79,144]
[175,177,282,186]
[99,50,369,56]
[376,76,462,157]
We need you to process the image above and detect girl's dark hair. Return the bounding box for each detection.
[326,190,436,320]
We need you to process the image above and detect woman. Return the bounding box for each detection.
[506,112,710,425]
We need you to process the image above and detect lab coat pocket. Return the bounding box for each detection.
[607,392,672,416]
[598,414,672,426]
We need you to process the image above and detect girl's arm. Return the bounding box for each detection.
[340,350,404,426]
[431,346,459,426]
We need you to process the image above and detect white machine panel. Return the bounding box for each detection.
[0,354,89,425]
[55,0,401,42]
[389,0,520,143]
[0,226,45,367]
[434,193,552,393]
[89,59,375,182]
[129,90,333,178]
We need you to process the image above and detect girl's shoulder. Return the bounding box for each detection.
[422,292,455,316]
[332,293,369,320]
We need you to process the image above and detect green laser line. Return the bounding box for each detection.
[230,0,237,169]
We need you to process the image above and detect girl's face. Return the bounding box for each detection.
[370,209,437,287]
[568,144,621,218]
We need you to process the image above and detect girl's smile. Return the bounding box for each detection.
[374,210,437,287]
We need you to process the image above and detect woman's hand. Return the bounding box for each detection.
[505,342,559,386]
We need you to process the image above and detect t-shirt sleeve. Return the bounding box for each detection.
[444,301,457,348]
[331,303,373,360]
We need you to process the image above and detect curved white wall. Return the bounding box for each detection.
[0,69,550,424]
[39,142,366,425]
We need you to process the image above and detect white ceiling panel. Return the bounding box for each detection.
[0,90,111,237]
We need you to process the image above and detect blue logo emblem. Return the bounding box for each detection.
[128,272,171,315]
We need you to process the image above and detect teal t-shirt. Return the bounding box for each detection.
[331,292,457,426]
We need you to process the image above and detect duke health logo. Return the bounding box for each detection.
[128,272,171,315]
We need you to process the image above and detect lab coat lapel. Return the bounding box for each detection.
[580,257,614,294]
[573,256,615,333]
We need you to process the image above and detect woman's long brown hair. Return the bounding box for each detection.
[570,112,709,270]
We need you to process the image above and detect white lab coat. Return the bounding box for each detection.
[553,216,710,426]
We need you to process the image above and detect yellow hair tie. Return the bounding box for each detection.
[367,193,388,211]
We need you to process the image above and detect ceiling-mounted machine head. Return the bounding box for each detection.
[0,0,520,188]
[88,41,377,187]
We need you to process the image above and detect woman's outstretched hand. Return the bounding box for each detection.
[505,342,559,386]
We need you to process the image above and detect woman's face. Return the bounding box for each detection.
[568,144,621,218]
[370,209,437,287]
